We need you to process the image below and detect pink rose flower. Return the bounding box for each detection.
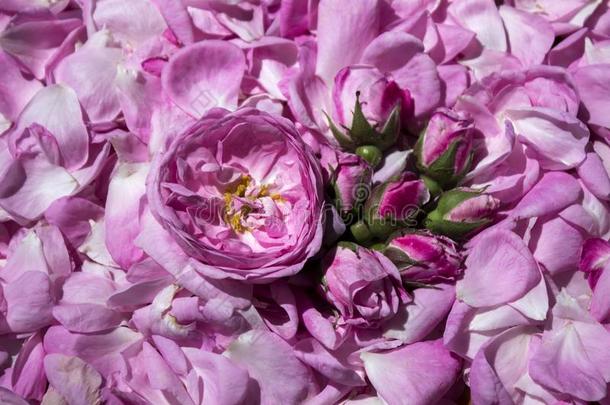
[144,108,325,282]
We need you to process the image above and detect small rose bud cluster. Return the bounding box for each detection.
[329,106,500,285]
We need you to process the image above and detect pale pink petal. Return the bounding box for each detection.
[224,330,311,405]
[105,162,147,269]
[499,6,554,67]
[150,0,195,45]
[529,325,607,401]
[92,0,166,46]
[590,265,610,323]
[510,171,581,221]
[52,303,123,333]
[315,0,380,84]
[470,326,537,404]
[383,284,456,344]
[0,50,42,123]
[448,0,507,52]
[4,271,55,333]
[44,354,102,405]
[456,229,540,307]
[10,85,89,170]
[43,325,142,377]
[361,340,461,405]
[532,216,586,275]
[578,151,610,201]
[361,31,424,73]
[507,107,588,170]
[573,64,610,130]
[392,53,441,118]
[0,18,81,79]
[9,333,46,400]
[54,30,123,123]
[162,40,245,118]
[294,338,365,387]
[182,348,250,405]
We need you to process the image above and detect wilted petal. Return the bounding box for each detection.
[44,354,102,405]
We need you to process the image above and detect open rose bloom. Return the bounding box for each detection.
[144,108,324,282]
[3,0,610,404]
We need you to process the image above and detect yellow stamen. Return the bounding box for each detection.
[222,174,282,233]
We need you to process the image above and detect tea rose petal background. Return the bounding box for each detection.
[1,0,610,404]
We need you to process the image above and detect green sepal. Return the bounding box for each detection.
[337,241,361,252]
[424,217,490,240]
[416,133,473,190]
[375,104,401,151]
[424,188,490,239]
[349,92,377,146]
[382,245,417,270]
[434,188,481,217]
[421,175,443,199]
[325,112,356,151]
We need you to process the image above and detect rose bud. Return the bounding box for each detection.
[363,173,430,239]
[328,66,413,151]
[416,108,474,189]
[383,230,463,283]
[144,108,325,283]
[323,243,408,327]
[332,153,372,216]
[425,188,500,240]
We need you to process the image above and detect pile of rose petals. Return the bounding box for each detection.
[2,0,610,404]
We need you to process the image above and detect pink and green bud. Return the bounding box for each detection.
[425,188,500,239]
[332,153,372,215]
[416,108,474,189]
[328,66,413,152]
[383,230,463,283]
[364,173,430,238]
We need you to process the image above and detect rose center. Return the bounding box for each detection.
[222,174,283,233]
